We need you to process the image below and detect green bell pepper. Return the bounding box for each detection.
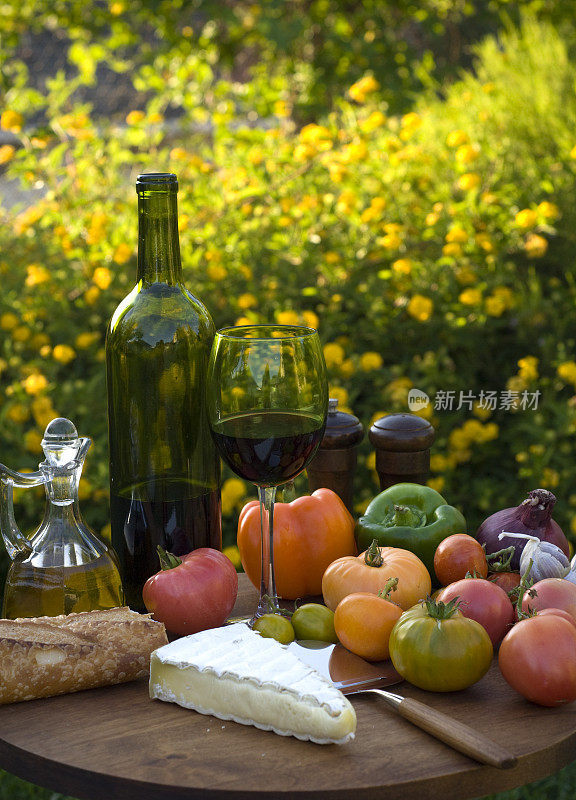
[355,482,466,578]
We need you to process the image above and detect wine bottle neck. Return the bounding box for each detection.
[137,191,182,285]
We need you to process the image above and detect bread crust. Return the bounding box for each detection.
[0,607,168,705]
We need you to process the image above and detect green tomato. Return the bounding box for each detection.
[389,601,493,692]
[253,613,295,644]
[291,603,338,643]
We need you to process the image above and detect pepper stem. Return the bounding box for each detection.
[392,504,421,527]
[364,539,384,568]
[157,545,182,571]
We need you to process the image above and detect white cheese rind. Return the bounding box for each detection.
[149,623,356,745]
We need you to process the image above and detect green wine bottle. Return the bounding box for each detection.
[106,173,221,611]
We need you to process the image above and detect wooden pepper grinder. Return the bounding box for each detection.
[307,399,364,513]
[369,413,435,490]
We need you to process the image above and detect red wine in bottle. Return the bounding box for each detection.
[106,173,221,611]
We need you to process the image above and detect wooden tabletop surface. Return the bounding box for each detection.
[0,574,575,800]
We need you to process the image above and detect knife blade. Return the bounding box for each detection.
[288,640,517,770]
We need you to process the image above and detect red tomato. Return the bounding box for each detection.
[537,607,576,630]
[488,572,521,594]
[433,534,488,585]
[499,615,576,706]
[521,578,576,620]
[437,578,514,646]
[143,548,238,636]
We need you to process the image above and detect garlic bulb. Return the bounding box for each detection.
[565,554,576,585]
[498,531,570,582]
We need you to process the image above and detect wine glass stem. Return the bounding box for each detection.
[255,484,280,619]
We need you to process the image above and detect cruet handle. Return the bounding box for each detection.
[0,465,45,560]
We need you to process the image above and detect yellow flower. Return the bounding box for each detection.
[93,267,112,290]
[238,293,257,310]
[570,144,576,160]
[22,373,48,395]
[392,258,412,275]
[126,110,145,125]
[457,173,481,191]
[541,468,560,489]
[276,310,300,326]
[427,477,445,493]
[524,233,548,258]
[348,75,380,103]
[336,189,358,214]
[442,242,462,257]
[518,356,539,382]
[537,201,560,221]
[360,351,383,371]
[446,130,469,148]
[340,359,355,378]
[323,342,345,368]
[515,208,538,228]
[0,145,16,165]
[430,454,450,472]
[32,397,58,428]
[25,264,50,286]
[475,233,493,252]
[273,100,291,118]
[221,478,247,515]
[110,1,125,14]
[301,310,319,329]
[223,546,242,569]
[53,344,76,364]
[0,312,19,330]
[7,404,30,424]
[299,124,332,146]
[366,451,376,471]
[207,264,227,281]
[401,112,422,132]
[24,429,43,454]
[455,144,480,163]
[329,386,349,407]
[379,232,402,250]
[75,332,100,349]
[1,110,23,132]
[235,316,251,326]
[359,111,386,133]
[445,227,468,244]
[407,295,433,322]
[84,286,100,305]
[485,295,507,317]
[558,361,576,386]
[12,325,31,342]
[113,243,132,265]
[324,251,340,264]
[340,139,368,163]
[459,288,482,306]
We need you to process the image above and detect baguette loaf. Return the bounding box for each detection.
[0,607,168,705]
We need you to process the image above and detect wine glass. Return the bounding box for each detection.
[207,325,328,622]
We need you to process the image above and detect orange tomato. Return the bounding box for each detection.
[433,533,488,585]
[322,541,431,611]
[237,488,356,599]
[334,591,403,661]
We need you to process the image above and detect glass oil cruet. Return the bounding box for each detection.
[0,417,124,619]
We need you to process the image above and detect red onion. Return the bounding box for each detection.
[475,489,569,571]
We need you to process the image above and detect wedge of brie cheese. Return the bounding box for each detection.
[149,622,356,744]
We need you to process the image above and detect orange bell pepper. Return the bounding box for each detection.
[237,488,357,599]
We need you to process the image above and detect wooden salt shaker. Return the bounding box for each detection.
[307,399,364,513]
[369,413,435,490]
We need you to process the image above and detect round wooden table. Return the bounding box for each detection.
[0,575,575,800]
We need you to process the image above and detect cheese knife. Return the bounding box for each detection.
[288,640,517,770]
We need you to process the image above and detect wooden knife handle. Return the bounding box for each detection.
[375,692,517,769]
